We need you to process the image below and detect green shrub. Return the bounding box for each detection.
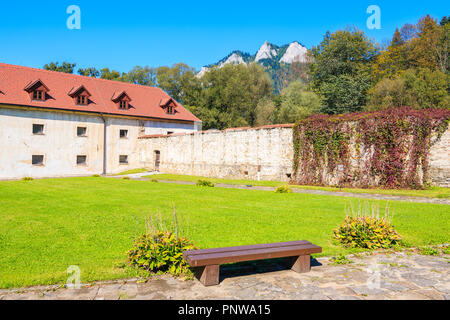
[21,177,34,181]
[196,179,214,187]
[333,202,402,249]
[122,176,131,180]
[275,185,292,193]
[92,174,101,177]
[419,246,440,256]
[127,231,197,276]
[151,179,158,183]
[330,254,353,265]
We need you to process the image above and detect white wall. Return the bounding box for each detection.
[137,126,294,181]
[0,107,104,179]
[0,106,198,179]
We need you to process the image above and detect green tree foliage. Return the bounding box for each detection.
[310,28,378,114]
[276,81,321,123]
[254,97,276,126]
[44,62,76,74]
[78,67,100,78]
[196,63,273,129]
[127,66,157,86]
[99,68,129,82]
[366,68,449,110]
[156,63,198,103]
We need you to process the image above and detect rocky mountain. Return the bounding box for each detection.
[197,41,311,92]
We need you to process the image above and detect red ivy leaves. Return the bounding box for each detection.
[293,107,450,189]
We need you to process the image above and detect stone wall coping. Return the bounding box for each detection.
[138,123,295,139]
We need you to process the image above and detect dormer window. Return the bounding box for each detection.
[24,79,50,102]
[68,85,91,106]
[160,97,178,115]
[112,91,132,110]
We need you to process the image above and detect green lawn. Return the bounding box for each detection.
[147,174,450,199]
[0,177,448,289]
[113,168,149,176]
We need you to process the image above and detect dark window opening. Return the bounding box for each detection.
[33,124,44,135]
[77,95,88,105]
[32,155,44,165]
[33,90,44,101]
[166,106,174,114]
[77,155,87,165]
[119,101,128,109]
[120,129,128,138]
[119,155,128,164]
[77,127,87,137]
[167,131,174,135]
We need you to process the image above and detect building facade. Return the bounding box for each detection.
[0,63,201,179]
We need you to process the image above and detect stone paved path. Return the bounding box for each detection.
[110,173,450,205]
[1,251,448,300]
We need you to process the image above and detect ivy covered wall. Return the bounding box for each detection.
[293,107,450,189]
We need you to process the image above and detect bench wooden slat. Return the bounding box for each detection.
[184,240,312,257]
[184,243,321,267]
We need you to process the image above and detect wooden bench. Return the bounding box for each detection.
[183,240,322,286]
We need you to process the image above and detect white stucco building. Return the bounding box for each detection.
[0,63,201,179]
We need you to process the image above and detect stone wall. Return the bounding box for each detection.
[428,128,450,187]
[137,123,450,187]
[137,124,294,181]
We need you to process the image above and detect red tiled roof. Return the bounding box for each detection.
[0,63,200,122]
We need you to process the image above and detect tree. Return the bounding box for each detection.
[409,15,449,73]
[78,67,100,78]
[127,66,157,86]
[366,68,449,110]
[254,97,276,126]
[276,81,321,123]
[156,63,198,103]
[310,28,378,114]
[44,62,76,73]
[197,63,273,129]
[100,68,129,82]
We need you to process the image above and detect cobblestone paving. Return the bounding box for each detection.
[1,252,448,300]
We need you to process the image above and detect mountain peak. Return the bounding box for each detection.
[280,42,308,64]
[255,41,279,62]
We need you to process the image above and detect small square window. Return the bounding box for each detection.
[119,101,128,109]
[32,155,44,166]
[77,127,87,137]
[120,129,128,138]
[77,96,88,105]
[33,124,44,135]
[119,155,128,164]
[33,90,43,101]
[77,155,87,165]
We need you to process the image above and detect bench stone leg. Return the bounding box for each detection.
[290,255,311,273]
[195,265,220,286]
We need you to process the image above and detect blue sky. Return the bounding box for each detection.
[0,1,447,72]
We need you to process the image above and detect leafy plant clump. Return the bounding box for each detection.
[21,177,34,181]
[275,185,292,193]
[196,179,214,187]
[122,176,131,180]
[333,201,402,249]
[92,174,101,177]
[127,207,197,277]
[418,246,440,256]
[330,254,353,265]
[127,231,197,276]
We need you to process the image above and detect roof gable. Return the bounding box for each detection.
[24,79,50,93]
